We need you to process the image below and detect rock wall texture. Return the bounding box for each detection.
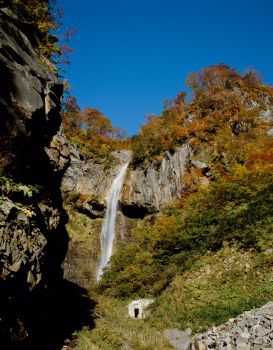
[0,8,70,348]
[0,8,69,178]
[61,143,198,287]
[122,144,191,214]
[62,144,192,217]
[62,150,136,287]
[62,149,132,217]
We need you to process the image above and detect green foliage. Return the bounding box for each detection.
[0,176,41,198]
[88,321,123,350]
[73,246,273,348]
[186,299,265,328]
[98,171,273,298]
[73,294,173,350]
[0,176,41,222]
[152,246,273,332]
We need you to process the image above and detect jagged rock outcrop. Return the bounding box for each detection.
[61,145,196,286]
[0,7,70,348]
[0,8,69,178]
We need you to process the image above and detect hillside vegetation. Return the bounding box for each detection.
[99,64,273,296]
[70,65,273,349]
[132,64,272,162]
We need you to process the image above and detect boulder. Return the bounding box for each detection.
[163,328,192,350]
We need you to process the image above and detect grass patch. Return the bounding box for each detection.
[71,245,273,349]
[151,245,273,332]
[73,293,173,350]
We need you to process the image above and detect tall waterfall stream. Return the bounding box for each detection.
[96,163,129,281]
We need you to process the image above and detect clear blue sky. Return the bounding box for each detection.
[58,0,273,135]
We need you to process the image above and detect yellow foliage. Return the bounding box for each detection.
[21,208,36,218]
[8,0,62,60]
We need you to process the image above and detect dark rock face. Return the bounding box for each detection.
[0,8,71,349]
[0,8,69,180]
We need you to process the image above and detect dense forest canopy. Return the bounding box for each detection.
[132,64,273,162]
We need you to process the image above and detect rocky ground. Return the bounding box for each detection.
[194,302,273,350]
[164,302,273,350]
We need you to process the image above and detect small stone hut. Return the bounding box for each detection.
[128,299,154,319]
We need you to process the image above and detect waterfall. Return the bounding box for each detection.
[96,162,129,281]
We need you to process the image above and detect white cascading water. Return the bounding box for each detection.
[96,162,129,281]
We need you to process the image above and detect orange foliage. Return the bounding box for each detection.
[133,64,273,167]
[245,139,273,173]
[149,216,180,245]
[62,95,130,160]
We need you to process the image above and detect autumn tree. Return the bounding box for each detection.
[132,64,273,164]
[62,97,130,160]
[62,94,82,138]
[6,0,60,57]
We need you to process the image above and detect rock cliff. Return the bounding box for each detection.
[61,144,194,286]
[0,8,70,348]
[62,144,192,217]
[62,149,132,217]
[122,144,191,215]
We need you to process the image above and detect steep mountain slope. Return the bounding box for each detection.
[99,65,273,296]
